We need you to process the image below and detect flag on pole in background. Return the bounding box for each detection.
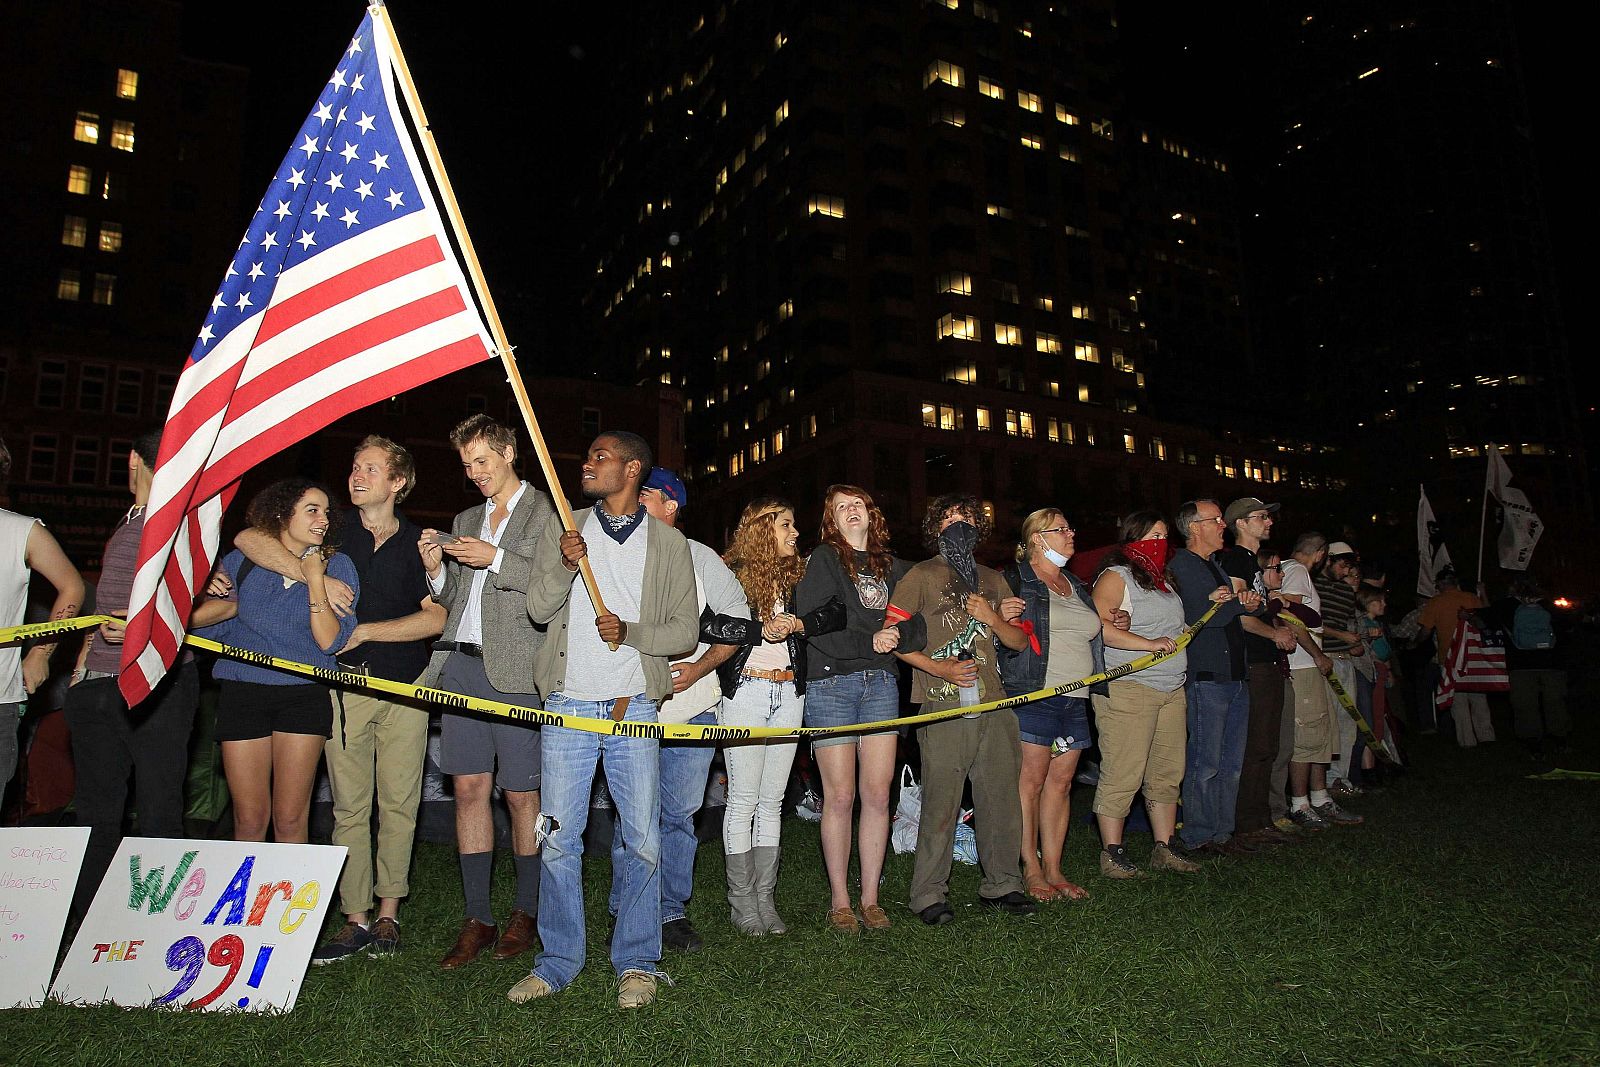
[1485,445,1543,571]
[1416,485,1455,598]
[120,11,494,704]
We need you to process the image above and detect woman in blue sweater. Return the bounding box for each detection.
[194,479,359,843]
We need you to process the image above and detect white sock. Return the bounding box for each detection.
[1309,789,1330,807]
[1290,795,1311,812]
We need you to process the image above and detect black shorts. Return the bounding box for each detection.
[215,680,334,741]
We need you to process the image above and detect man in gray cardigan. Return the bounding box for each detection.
[419,415,554,970]
[508,431,698,1011]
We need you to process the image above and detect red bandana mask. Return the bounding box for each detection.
[1123,538,1170,591]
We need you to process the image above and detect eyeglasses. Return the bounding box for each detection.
[1039,526,1074,536]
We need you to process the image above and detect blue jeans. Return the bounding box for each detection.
[1180,680,1249,848]
[531,693,661,990]
[1348,670,1375,785]
[610,709,717,924]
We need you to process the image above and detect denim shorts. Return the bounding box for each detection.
[1008,692,1092,750]
[802,669,900,749]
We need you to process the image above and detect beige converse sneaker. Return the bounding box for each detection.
[617,969,657,1009]
[507,974,555,1004]
[1149,840,1201,874]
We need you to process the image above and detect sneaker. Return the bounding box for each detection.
[661,917,703,953]
[794,787,823,823]
[1288,806,1331,831]
[508,974,555,1004]
[1149,840,1200,874]
[1313,800,1364,825]
[1330,780,1364,799]
[369,916,401,955]
[1272,815,1305,836]
[617,969,657,1009]
[1099,844,1145,879]
[311,921,373,965]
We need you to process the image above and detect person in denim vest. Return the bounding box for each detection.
[999,507,1114,903]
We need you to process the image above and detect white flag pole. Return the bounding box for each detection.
[1477,443,1494,591]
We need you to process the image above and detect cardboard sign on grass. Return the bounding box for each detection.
[0,826,90,1008]
[51,838,345,1012]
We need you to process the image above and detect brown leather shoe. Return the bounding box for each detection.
[491,909,538,961]
[440,917,498,970]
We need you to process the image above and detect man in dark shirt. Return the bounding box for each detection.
[1170,500,1258,854]
[235,435,445,961]
[1218,497,1300,843]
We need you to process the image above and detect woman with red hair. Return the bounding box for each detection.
[792,485,924,933]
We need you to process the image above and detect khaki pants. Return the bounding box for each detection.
[326,685,430,915]
[1289,668,1334,764]
[1091,680,1186,820]
[908,709,1025,912]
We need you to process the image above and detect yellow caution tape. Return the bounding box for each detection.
[9,603,1221,741]
[1279,613,1400,765]
[0,614,118,646]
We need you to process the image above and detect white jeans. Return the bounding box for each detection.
[1451,691,1495,747]
[720,678,803,853]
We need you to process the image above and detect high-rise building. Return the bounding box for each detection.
[580,0,1297,552]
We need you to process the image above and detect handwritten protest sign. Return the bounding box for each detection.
[51,838,345,1012]
[0,826,90,1008]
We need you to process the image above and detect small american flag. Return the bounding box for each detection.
[120,11,493,703]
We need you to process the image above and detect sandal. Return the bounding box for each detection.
[1025,881,1059,904]
[1050,881,1090,901]
[827,907,861,934]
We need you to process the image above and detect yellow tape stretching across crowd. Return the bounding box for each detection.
[1277,612,1400,765]
[2,605,1222,741]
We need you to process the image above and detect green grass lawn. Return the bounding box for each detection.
[8,721,1599,1066]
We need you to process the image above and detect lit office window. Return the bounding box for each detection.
[74,111,100,144]
[1078,385,1092,404]
[752,125,767,150]
[1036,332,1061,354]
[1047,418,1061,443]
[1111,348,1132,371]
[975,406,992,431]
[1151,437,1167,461]
[728,452,744,477]
[924,60,965,88]
[1058,145,1079,162]
[995,323,1021,346]
[1043,380,1060,398]
[1074,342,1100,363]
[931,105,966,127]
[937,271,972,295]
[92,272,116,305]
[773,99,789,125]
[62,215,88,247]
[978,77,1003,100]
[1055,105,1079,125]
[98,221,123,252]
[1035,295,1054,311]
[1123,432,1136,454]
[1071,303,1094,320]
[57,268,81,301]
[68,165,92,195]
[776,299,794,320]
[986,204,1013,219]
[807,195,845,218]
[1019,134,1042,150]
[1017,90,1041,112]
[937,313,979,341]
[1091,117,1114,139]
[116,69,139,99]
[945,362,978,384]
[110,120,135,152]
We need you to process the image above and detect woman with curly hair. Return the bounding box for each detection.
[791,485,924,932]
[1089,510,1199,878]
[193,479,359,843]
[702,497,843,936]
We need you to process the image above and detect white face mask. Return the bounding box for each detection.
[1038,540,1070,569]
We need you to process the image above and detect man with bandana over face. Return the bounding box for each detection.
[887,494,1034,925]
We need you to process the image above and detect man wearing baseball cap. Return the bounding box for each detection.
[627,467,748,952]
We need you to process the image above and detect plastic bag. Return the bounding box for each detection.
[890,764,921,855]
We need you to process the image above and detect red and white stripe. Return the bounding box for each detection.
[1435,619,1510,709]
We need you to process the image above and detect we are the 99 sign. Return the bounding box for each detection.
[51,839,345,1013]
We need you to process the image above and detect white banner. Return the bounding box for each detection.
[0,826,90,1008]
[1486,446,1543,571]
[51,838,344,1012]
[1417,485,1455,598]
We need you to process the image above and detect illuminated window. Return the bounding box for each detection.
[776,299,794,320]
[752,164,767,187]
[61,215,87,247]
[660,252,672,269]
[923,403,964,430]
[978,77,1003,100]
[1063,223,1089,237]
[1036,332,1061,354]
[74,111,100,144]
[1111,348,1132,371]
[932,105,966,127]
[986,204,1014,219]
[98,221,123,252]
[1055,105,1079,125]
[925,60,965,89]
[1017,90,1041,112]
[1074,342,1100,363]
[1058,145,1079,162]
[945,362,978,384]
[716,345,729,363]
[773,30,788,50]
[808,195,845,218]
[1091,117,1114,139]
[1122,432,1136,454]
[716,167,728,192]
[1078,384,1092,403]
[57,268,81,301]
[807,414,818,436]
[930,0,958,8]
[752,126,767,151]
[1035,295,1053,311]
[115,68,139,99]
[938,313,979,341]
[1151,437,1167,461]
[995,323,1021,346]
[975,406,993,431]
[728,452,744,477]
[110,120,135,152]
[1004,410,1035,438]
[937,271,972,295]
[67,165,91,195]
[774,99,790,125]
[1084,423,1096,446]
[1019,134,1042,150]
[100,171,120,200]
[1071,303,1093,320]
[1043,380,1060,397]
[1046,418,1061,443]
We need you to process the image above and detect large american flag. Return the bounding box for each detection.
[120,12,494,703]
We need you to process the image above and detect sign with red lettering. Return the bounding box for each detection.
[50,838,345,1012]
[0,827,90,1008]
